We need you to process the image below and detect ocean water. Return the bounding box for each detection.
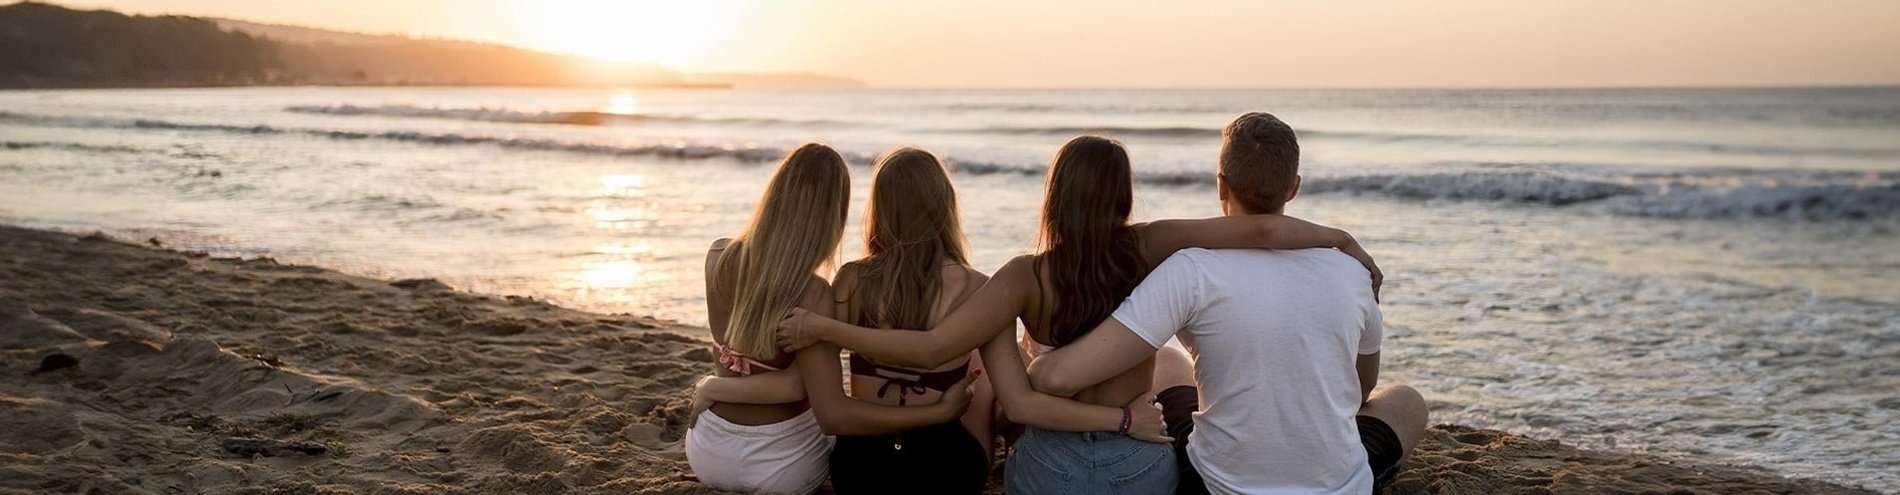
[1,87,1896,492]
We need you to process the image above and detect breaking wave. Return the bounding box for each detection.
[5,110,1895,222]
[284,104,839,127]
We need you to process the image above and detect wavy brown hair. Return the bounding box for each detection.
[854,147,969,330]
[718,143,852,359]
[1037,136,1146,346]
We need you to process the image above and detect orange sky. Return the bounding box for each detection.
[57,0,1900,88]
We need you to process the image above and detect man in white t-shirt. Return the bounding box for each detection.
[1027,112,1428,495]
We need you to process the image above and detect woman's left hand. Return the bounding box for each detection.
[1125,392,1173,444]
[688,375,717,428]
[776,307,824,351]
[1339,240,1383,303]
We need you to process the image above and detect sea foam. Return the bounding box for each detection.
[5,110,1894,222]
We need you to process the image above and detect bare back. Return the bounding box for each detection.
[837,261,983,406]
[704,238,818,425]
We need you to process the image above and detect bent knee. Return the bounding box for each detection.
[1150,345,1196,390]
[1369,384,1428,423]
[1375,384,1422,403]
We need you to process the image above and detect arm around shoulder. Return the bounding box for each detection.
[783,257,1032,368]
[1136,215,1351,263]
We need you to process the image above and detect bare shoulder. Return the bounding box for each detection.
[832,260,865,300]
[942,263,991,300]
[1128,221,1176,265]
[704,239,734,290]
[834,260,864,284]
[705,238,734,269]
[800,274,834,307]
[992,254,1042,289]
[958,264,992,285]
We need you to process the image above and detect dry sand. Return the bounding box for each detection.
[0,225,1877,495]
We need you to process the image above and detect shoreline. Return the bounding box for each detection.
[0,225,1878,494]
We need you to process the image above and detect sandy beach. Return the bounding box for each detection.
[0,225,1877,495]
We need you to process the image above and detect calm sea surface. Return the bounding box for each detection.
[2,87,1896,491]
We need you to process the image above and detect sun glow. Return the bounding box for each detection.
[520,0,732,68]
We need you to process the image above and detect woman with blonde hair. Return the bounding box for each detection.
[687,142,861,495]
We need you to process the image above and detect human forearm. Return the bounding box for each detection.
[813,395,967,436]
[1026,318,1159,397]
[1025,355,1085,397]
[981,330,1130,433]
[1001,393,1125,431]
[695,370,805,405]
[1338,240,1383,301]
[808,317,968,369]
[1255,214,1353,249]
[1356,353,1380,404]
[1139,215,1354,265]
[794,345,969,435]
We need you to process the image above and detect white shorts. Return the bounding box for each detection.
[686,408,834,495]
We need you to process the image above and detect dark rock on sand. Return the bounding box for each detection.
[36,353,78,372]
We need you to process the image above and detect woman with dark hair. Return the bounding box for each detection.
[776,136,1379,492]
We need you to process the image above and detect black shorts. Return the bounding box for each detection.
[828,421,988,495]
[1157,385,1403,495]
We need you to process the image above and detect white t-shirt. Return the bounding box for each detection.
[1112,248,1383,495]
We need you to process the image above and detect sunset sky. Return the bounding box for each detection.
[58,0,1900,88]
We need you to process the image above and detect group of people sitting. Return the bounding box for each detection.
[682,112,1430,495]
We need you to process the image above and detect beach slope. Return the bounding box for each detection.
[0,226,1875,495]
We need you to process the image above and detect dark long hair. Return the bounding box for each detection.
[1037,136,1145,346]
[855,147,969,329]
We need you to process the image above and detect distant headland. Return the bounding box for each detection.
[0,1,865,89]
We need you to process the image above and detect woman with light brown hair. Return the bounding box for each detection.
[812,147,994,493]
[775,136,1380,493]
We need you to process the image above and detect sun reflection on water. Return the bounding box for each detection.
[587,173,653,231]
[597,173,646,196]
[606,91,640,116]
[576,259,644,290]
[561,242,666,304]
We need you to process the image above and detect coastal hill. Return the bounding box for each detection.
[0,1,863,89]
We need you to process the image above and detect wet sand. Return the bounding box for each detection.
[0,225,1876,494]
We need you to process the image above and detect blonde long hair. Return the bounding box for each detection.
[719,143,852,359]
[854,147,968,329]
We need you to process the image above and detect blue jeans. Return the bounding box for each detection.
[1005,426,1177,494]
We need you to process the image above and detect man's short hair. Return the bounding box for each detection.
[1219,112,1300,213]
